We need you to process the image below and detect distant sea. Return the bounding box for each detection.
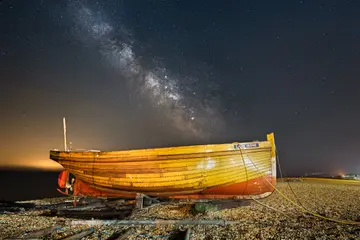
[0,169,63,201]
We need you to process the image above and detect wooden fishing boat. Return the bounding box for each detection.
[50,133,276,199]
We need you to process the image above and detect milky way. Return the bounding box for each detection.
[69,1,224,139]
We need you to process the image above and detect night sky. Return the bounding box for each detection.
[1,0,360,177]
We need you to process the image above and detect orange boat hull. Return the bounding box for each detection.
[51,133,277,199]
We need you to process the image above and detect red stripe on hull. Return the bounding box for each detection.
[65,175,275,199]
[170,175,275,199]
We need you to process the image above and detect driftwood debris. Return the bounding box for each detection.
[71,219,240,226]
[4,225,60,239]
[0,199,95,213]
[40,198,136,219]
[106,229,134,240]
[43,208,133,219]
[62,228,94,240]
[64,201,107,211]
[0,201,35,213]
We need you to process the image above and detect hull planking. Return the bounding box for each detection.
[51,133,277,199]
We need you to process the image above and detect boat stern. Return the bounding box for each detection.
[267,132,277,186]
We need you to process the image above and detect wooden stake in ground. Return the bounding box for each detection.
[135,193,143,209]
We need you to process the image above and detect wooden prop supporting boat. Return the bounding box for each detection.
[50,133,277,200]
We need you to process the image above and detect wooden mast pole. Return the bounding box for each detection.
[63,117,67,151]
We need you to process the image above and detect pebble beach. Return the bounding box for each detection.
[1,179,360,240]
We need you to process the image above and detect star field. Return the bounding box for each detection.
[1,0,360,176]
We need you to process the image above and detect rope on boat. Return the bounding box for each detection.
[239,147,249,195]
[239,145,360,225]
[238,146,288,216]
[275,149,306,209]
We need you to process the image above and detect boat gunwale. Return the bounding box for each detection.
[50,140,271,156]
[50,147,272,164]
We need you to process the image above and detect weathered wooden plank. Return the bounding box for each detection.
[71,219,241,226]
[43,208,133,219]
[62,228,94,240]
[106,229,134,240]
[4,225,60,239]
[0,201,35,213]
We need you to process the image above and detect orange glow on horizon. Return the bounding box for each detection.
[0,159,63,171]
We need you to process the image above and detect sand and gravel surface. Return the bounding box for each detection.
[1,179,360,240]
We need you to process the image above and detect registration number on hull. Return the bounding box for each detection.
[234,142,259,149]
